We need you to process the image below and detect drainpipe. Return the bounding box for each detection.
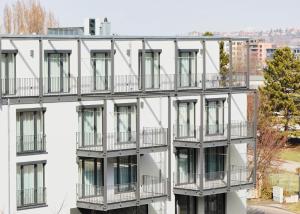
[7,98,11,214]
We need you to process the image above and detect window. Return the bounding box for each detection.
[177,101,195,138]
[91,51,111,91]
[79,158,103,197]
[114,156,137,193]
[178,50,197,88]
[139,51,160,89]
[205,147,225,180]
[115,105,136,143]
[16,110,45,154]
[1,52,16,95]
[45,52,70,93]
[175,195,196,214]
[206,99,225,135]
[205,194,226,214]
[176,148,196,184]
[17,163,46,209]
[79,107,102,148]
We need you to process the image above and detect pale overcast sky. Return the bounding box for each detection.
[0,0,300,35]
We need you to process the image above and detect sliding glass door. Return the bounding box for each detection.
[177,102,195,138]
[45,53,70,93]
[206,99,224,135]
[176,148,196,184]
[205,147,225,180]
[114,156,137,193]
[81,108,102,147]
[1,53,16,95]
[178,51,197,88]
[205,194,226,214]
[115,105,136,144]
[79,158,103,197]
[92,52,110,91]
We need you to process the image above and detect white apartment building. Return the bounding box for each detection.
[0,34,257,214]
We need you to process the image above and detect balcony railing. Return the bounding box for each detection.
[144,74,174,91]
[17,187,47,208]
[1,78,39,97]
[173,121,254,143]
[0,72,249,98]
[174,165,252,191]
[114,75,139,92]
[205,73,247,89]
[16,134,46,154]
[77,128,167,152]
[77,176,167,205]
[81,76,111,94]
[43,77,77,95]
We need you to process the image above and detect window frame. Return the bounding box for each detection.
[45,51,71,93]
[114,156,137,193]
[176,148,196,185]
[115,103,137,144]
[176,100,196,139]
[80,158,104,198]
[1,51,17,95]
[205,98,226,136]
[16,161,46,210]
[138,49,161,90]
[90,50,111,91]
[178,49,198,88]
[79,106,103,147]
[204,193,226,214]
[16,109,46,155]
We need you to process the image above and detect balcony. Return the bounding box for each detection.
[81,76,111,94]
[1,78,39,97]
[43,77,77,95]
[17,187,47,209]
[16,134,46,155]
[77,175,168,211]
[76,128,168,157]
[173,121,254,148]
[205,73,247,89]
[173,165,253,196]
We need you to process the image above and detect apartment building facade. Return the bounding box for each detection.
[0,35,257,214]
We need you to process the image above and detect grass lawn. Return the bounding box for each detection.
[285,202,300,213]
[278,146,300,162]
[269,171,299,195]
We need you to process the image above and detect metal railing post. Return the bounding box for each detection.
[202,40,206,90]
[229,40,233,88]
[111,38,115,94]
[167,96,171,200]
[77,39,81,97]
[174,39,178,92]
[136,97,141,204]
[39,39,43,99]
[103,99,108,210]
[227,92,232,190]
[246,40,250,89]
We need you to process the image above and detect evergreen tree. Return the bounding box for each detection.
[219,41,229,86]
[260,47,300,131]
